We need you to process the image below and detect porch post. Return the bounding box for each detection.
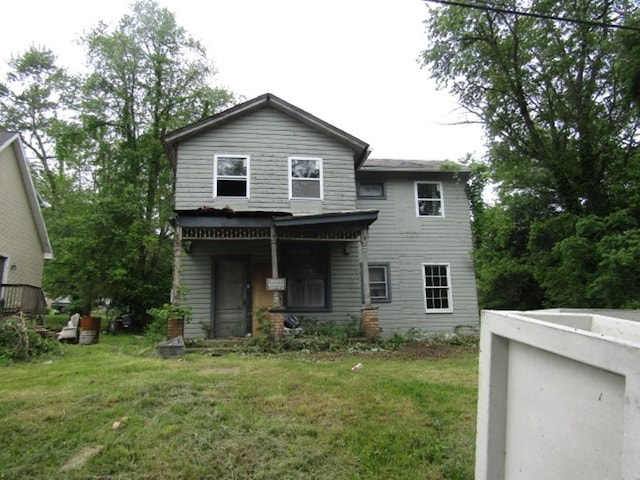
[360,228,371,307]
[169,219,185,338]
[359,227,380,338]
[172,220,182,304]
[270,225,281,308]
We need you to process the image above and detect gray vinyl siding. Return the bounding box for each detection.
[175,107,357,214]
[180,239,362,339]
[356,172,479,335]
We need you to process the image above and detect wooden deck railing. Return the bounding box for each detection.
[0,284,47,318]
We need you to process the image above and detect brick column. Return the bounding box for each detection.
[167,317,184,339]
[361,305,380,339]
[266,309,285,340]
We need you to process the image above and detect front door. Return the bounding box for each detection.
[213,258,249,338]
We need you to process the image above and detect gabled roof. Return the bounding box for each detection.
[162,93,371,170]
[0,132,53,259]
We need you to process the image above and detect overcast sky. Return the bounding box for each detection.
[0,0,485,160]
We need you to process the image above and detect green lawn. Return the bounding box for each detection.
[0,335,478,479]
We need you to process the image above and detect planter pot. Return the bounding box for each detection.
[79,316,101,344]
[476,310,640,480]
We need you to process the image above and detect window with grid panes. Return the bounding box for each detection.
[422,263,452,312]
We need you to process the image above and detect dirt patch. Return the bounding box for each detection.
[60,445,104,472]
[198,367,240,375]
[305,342,478,361]
[387,343,478,360]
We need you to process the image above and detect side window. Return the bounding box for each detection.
[214,155,249,198]
[357,181,386,199]
[415,182,444,217]
[423,263,452,313]
[289,157,323,200]
[368,263,391,303]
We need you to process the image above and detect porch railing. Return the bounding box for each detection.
[0,284,47,318]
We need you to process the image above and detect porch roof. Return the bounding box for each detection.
[174,208,378,240]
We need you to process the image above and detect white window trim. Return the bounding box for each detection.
[213,154,250,198]
[415,181,444,218]
[422,262,453,313]
[288,156,324,200]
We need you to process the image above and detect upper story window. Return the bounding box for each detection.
[415,181,444,217]
[214,155,249,198]
[289,157,323,200]
[357,181,386,199]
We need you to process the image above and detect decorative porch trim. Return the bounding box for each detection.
[182,226,271,240]
[277,228,360,241]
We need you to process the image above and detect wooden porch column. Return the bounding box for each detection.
[359,226,380,338]
[270,225,281,308]
[360,227,371,307]
[172,221,182,304]
[169,220,184,338]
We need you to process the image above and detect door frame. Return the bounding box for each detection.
[210,255,252,338]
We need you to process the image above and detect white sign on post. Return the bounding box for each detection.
[266,278,286,291]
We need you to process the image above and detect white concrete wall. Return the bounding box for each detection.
[476,310,640,480]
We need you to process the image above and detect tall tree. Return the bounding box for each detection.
[0,47,73,207]
[35,0,234,317]
[422,0,640,308]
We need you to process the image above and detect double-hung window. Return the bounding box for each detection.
[289,157,323,199]
[423,263,452,312]
[415,182,443,217]
[368,263,391,303]
[214,155,249,198]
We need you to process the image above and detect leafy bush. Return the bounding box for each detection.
[146,303,192,341]
[0,317,62,364]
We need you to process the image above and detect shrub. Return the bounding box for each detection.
[0,317,62,364]
[146,303,192,341]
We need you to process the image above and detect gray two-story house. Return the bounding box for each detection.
[162,93,478,339]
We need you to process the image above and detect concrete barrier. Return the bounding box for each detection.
[476,310,640,480]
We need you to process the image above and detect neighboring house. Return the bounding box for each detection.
[162,93,478,339]
[0,132,53,317]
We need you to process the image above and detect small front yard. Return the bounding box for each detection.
[0,335,478,479]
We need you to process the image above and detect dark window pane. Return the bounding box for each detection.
[369,267,385,282]
[417,183,440,199]
[217,179,246,197]
[358,183,384,197]
[370,286,387,298]
[292,179,320,198]
[284,245,328,308]
[418,200,442,216]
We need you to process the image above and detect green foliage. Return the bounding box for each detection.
[0,317,62,364]
[146,302,192,341]
[423,1,640,309]
[0,1,235,318]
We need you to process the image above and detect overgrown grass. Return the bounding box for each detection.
[0,335,478,479]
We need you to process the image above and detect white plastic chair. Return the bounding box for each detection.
[57,313,80,342]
